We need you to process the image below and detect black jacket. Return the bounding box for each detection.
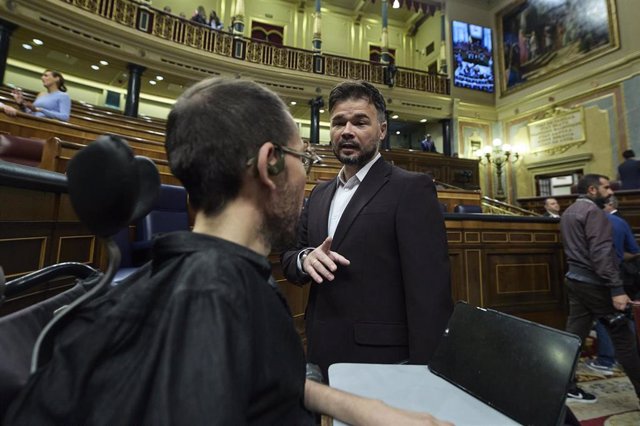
[6,232,313,425]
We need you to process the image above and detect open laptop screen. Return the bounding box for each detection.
[428,302,581,426]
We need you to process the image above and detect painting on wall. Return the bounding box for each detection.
[497,0,619,95]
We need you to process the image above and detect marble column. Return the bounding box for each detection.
[309,96,324,145]
[312,0,322,52]
[124,63,146,117]
[0,19,17,86]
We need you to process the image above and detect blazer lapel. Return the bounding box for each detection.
[331,158,390,250]
[309,180,337,243]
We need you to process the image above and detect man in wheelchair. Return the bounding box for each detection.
[4,78,451,426]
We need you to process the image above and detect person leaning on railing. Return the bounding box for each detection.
[12,70,71,122]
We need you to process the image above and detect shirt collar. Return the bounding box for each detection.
[153,231,272,278]
[337,152,381,187]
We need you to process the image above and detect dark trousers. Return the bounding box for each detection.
[565,278,640,398]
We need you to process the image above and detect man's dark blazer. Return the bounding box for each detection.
[281,157,452,376]
[420,139,437,153]
[618,158,640,190]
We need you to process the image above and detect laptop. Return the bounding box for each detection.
[428,302,581,426]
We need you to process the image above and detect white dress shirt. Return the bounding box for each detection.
[328,153,381,237]
[296,153,381,272]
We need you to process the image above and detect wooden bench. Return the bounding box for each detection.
[0,112,167,161]
[40,137,180,186]
[0,86,167,131]
[0,133,45,167]
[0,93,165,143]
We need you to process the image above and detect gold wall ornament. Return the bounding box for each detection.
[529,140,587,157]
[527,107,586,154]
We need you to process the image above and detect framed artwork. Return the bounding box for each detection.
[497,0,619,95]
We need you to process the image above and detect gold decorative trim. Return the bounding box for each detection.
[465,249,483,306]
[534,233,558,243]
[508,233,533,243]
[482,232,508,243]
[446,231,463,243]
[464,232,480,243]
[527,107,587,156]
[51,0,449,95]
[529,140,587,157]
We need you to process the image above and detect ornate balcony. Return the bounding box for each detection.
[58,0,449,95]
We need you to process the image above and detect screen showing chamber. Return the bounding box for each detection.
[452,20,495,93]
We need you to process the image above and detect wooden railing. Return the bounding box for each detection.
[59,0,450,95]
[437,180,540,216]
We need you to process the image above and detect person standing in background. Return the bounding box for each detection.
[190,5,207,25]
[12,70,71,122]
[209,11,223,30]
[543,197,561,217]
[560,174,640,404]
[617,149,640,190]
[420,133,437,153]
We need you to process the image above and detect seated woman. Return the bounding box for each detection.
[12,70,71,122]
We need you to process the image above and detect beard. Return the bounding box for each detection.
[594,194,609,209]
[332,138,379,168]
[260,175,304,252]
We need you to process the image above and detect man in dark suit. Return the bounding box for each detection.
[617,149,640,190]
[420,133,437,153]
[281,81,452,377]
[542,197,561,217]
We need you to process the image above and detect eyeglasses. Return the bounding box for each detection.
[247,142,322,175]
[278,142,322,175]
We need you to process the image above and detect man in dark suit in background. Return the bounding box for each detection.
[281,81,452,377]
[617,149,640,190]
[543,197,561,217]
[420,133,438,153]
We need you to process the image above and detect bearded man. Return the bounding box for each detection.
[281,80,452,378]
[561,174,640,404]
[6,78,451,426]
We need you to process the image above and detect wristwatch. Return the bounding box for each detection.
[298,248,314,274]
[305,363,324,383]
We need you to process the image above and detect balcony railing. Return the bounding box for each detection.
[61,0,450,95]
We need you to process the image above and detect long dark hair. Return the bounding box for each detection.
[45,69,67,92]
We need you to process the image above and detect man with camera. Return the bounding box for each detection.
[561,174,640,404]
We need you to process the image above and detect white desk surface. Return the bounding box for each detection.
[328,363,521,426]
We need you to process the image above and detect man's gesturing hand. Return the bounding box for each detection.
[303,237,350,283]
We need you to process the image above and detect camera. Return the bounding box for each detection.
[599,308,632,329]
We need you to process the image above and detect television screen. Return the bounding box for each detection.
[452,20,494,93]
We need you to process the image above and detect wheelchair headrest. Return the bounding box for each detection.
[66,135,160,237]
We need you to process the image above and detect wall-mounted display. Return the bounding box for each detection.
[452,20,495,93]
